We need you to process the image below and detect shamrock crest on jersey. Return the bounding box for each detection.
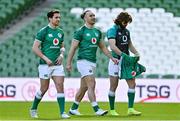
[58,33,62,38]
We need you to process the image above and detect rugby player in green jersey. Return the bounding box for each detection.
[30,9,70,119]
[107,12,141,116]
[66,10,118,116]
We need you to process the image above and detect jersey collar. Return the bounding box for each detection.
[48,23,57,29]
[84,24,94,29]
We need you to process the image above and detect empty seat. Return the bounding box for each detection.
[138,8,151,16]
[123,0,135,6]
[150,0,162,7]
[98,8,110,15]
[111,8,124,14]
[70,7,83,18]
[152,8,165,14]
[84,7,97,13]
[125,8,138,15]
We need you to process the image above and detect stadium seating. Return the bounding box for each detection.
[0,0,43,30]
[0,0,180,78]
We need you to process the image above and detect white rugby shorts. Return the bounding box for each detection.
[77,60,96,78]
[108,58,122,77]
[38,65,65,79]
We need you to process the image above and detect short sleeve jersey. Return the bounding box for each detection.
[73,26,102,63]
[35,25,64,64]
[107,24,131,59]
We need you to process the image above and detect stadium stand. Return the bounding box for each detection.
[0,0,180,78]
[0,0,44,31]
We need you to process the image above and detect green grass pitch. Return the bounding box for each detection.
[0,102,180,121]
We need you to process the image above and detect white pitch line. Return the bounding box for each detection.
[0,119,179,121]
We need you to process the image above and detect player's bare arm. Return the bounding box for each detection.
[32,39,53,66]
[129,40,140,56]
[55,42,65,65]
[98,41,118,64]
[66,39,79,71]
[108,38,123,56]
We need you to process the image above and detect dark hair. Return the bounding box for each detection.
[114,12,132,25]
[47,9,60,18]
[80,10,91,19]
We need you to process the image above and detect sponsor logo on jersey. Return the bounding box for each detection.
[58,33,62,38]
[48,34,53,37]
[91,38,97,44]
[122,35,128,42]
[53,38,59,45]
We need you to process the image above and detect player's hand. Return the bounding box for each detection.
[135,52,140,57]
[46,59,53,66]
[111,57,119,65]
[43,56,53,66]
[55,54,63,65]
[134,52,140,61]
[66,64,72,72]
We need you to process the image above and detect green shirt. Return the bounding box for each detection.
[73,25,102,63]
[119,53,146,80]
[35,25,64,64]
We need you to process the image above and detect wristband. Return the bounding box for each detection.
[60,47,65,52]
[60,54,64,58]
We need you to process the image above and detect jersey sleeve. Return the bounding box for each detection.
[62,32,64,42]
[99,30,102,40]
[107,27,116,39]
[127,30,131,41]
[35,28,46,42]
[98,29,102,42]
[73,28,83,41]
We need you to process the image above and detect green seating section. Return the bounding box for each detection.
[0,0,41,29]
[0,0,180,78]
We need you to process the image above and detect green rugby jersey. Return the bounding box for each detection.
[107,24,131,59]
[73,25,102,63]
[119,53,146,80]
[35,25,64,64]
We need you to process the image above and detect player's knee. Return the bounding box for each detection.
[56,82,63,87]
[110,86,117,92]
[40,87,49,94]
[80,86,88,91]
[129,83,136,89]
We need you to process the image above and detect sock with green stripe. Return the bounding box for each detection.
[31,90,42,110]
[57,93,65,114]
[128,88,135,108]
[91,102,100,112]
[71,101,79,110]
[108,90,115,110]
